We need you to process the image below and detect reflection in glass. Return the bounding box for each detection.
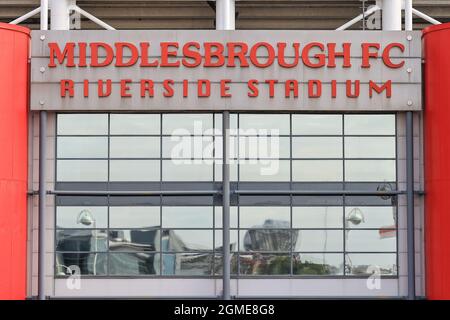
[213,254,238,275]
[161,229,213,251]
[293,253,343,275]
[56,207,108,229]
[292,114,342,135]
[345,253,397,276]
[109,252,159,275]
[346,229,396,252]
[345,207,396,229]
[214,230,239,252]
[56,253,107,276]
[162,253,213,276]
[239,207,290,229]
[109,229,160,252]
[57,160,108,182]
[292,207,343,228]
[56,229,108,252]
[162,207,213,228]
[57,114,108,135]
[109,207,160,229]
[239,253,291,275]
[57,137,108,158]
[240,228,292,252]
[110,137,160,158]
[294,230,343,252]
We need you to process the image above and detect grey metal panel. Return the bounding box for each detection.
[31,58,422,83]
[30,82,422,111]
[31,30,422,57]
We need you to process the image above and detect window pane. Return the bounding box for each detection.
[239,207,290,228]
[346,230,396,252]
[344,115,395,135]
[163,114,213,135]
[214,230,239,252]
[345,137,396,158]
[292,114,342,135]
[110,160,160,181]
[110,137,160,158]
[239,114,290,135]
[110,114,160,135]
[213,254,239,275]
[56,253,107,276]
[109,252,160,275]
[292,137,342,158]
[57,137,108,158]
[293,253,343,275]
[56,206,107,229]
[109,229,159,252]
[57,160,108,182]
[239,253,291,275]
[162,207,213,228]
[238,136,289,159]
[109,207,160,229]
[345,160,396,182]
[345,207,396,229]
[292,207,343,228]
[240,229,292,252]
[162,253,212,276]
[163,136,215,159]
[345,253,397,276]
[162,161,213,181]
[293,230,343,252]
[161,230,213,251]
[56,229,108,252]
[57,114,108,135]
[214,206,238,228]
[292,160,343,181]
[239,160,290,181]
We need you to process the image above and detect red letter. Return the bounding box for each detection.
[382,43,405,68]
[160,42,180,67]
[163,79,175,97]
[79,43,87,67]
[183,79,189,97]
[285,80,299,98]
[308,80,322,98]
[346,80,360,98]
[60,80,74,97]
[227,42,249,67]
[49,43,75,67]
[140,43,159,67]
[90,43,114,67]
[361,43,380,68]
[98,79,112,97]
[250,42,275,68]
[248,79,259,97]
[369,80,392,98]
[140,80,154,97]
[182,42,202,68]
[221,79,232,97]
[120,79,132,97]
[204,42,225,67]
[265,80,278,98]
[83,79,89,97]
[277,43,300,68]
[198,80,211,97]
[302,42,326,68]
[331,80,337,98]
[115,43,138,67]
[327,43,351,68]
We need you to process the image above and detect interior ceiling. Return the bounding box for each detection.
[1,0,449,30]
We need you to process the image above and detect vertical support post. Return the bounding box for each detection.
[40,0,48,30]
[406,112,416,300]
[222,111,231,300]
[49,0,72,30]
[38,111,47,300]
[405,0,413,31]
[217,0,235,301]
[382,0,402,31]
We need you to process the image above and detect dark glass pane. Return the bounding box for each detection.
[56,252,107,276]
[109,252,160,275]
[239,253,291,275]
[109,229,160,252]
[56,230,108,252]
[213,254,238,275]
[161,229,213,251]
[162,253,213,276]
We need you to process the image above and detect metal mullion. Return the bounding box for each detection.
[290,114,293,276]
[342,114,347,277]
[160,113,163,277]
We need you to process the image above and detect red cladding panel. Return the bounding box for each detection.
[423,23,450,300]
[0,23,29,300]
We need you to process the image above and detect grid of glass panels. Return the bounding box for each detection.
[55,113,398,277]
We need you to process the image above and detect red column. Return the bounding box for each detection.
[423,23,450,300]
[0,23,30,300]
